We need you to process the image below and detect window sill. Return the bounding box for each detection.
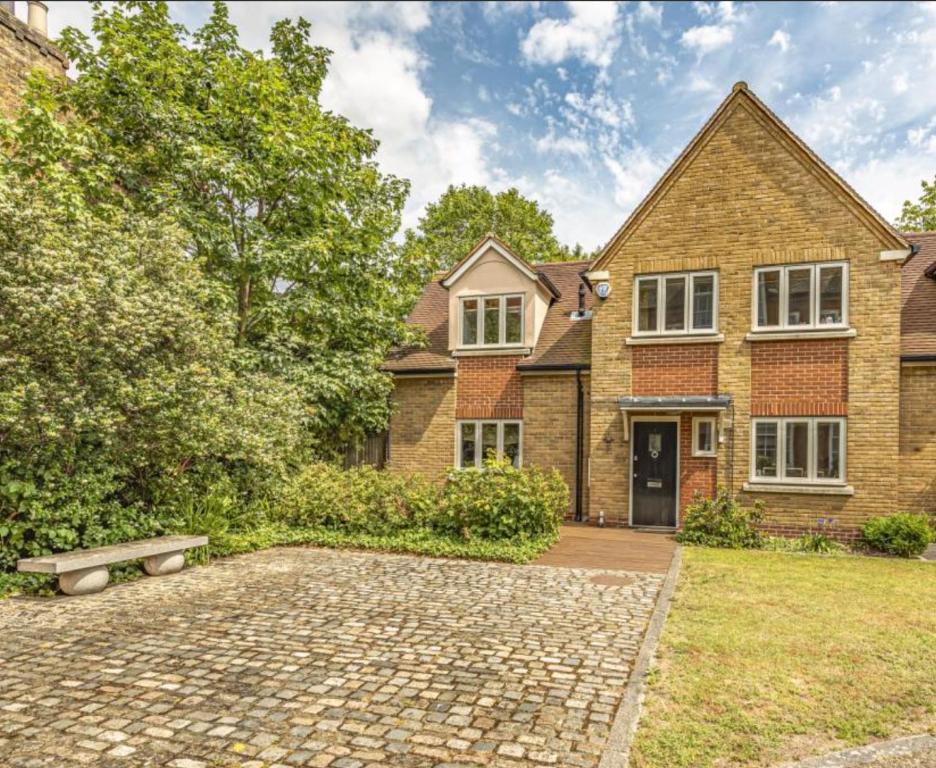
[745,328,856,342]
[626,333,724,346]
[742,482,854,496]
[452,346,530,357]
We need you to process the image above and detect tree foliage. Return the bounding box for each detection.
[405,184,588,270]
[0,165,305,569]
[896,176,936,232]
[36,0,432,449]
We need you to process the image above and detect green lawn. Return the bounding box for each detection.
[632,548,936,768]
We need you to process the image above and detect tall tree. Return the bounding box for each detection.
[405,184,583,270]
[37,1,433,449]
[896,176,936,231]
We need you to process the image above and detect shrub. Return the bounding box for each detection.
[439,458,567,541]
[676,488,764,549]
[861,513,934,558]
[274,463,441,536]
[274,459,568,543]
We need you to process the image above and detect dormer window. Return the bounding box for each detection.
[460,294,524,347]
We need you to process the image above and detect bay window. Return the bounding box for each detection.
[634,270,718,335]
[457,421,522,469]
[751,417,846,484]
[753,262,848,331]
[460,294,524,347]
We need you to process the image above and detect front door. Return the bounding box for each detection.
[632,421,678,527]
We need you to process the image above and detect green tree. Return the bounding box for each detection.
[0,158,306,569]
[896,176,936,231]
[38,1,432,449]
[405,184,581,270]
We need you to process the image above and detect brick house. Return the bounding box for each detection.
[386,82,936,539]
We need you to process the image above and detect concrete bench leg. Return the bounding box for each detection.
[143,550,185,576]
[59,566,109,596]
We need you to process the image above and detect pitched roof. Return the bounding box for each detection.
[383,260,592,373]
[517,261,592,369]
[382,277,454,372]
[590,82,909,273]
[901,232,936,358]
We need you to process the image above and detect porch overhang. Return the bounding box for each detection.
[618,395,732,441]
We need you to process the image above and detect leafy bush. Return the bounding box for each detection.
[275,459,568,543]
[439,458,567,541]
[0,167,306,574]
[274,464,441,536]
[676,488,764,549]
[861,513,934,558]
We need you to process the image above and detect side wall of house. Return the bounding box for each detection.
[388,369,587,516]
[0,12,67,118]
[899,364,936,515]
[522,373,590,518]
[588,99,903,537]
[387,376,456,481]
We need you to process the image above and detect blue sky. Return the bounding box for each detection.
[35,1,936,249]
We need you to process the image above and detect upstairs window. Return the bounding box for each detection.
[753,262,848,331]
[461,294,524,347]
[634,271,718,336]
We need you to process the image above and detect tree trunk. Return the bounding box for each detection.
[237,275,251,345]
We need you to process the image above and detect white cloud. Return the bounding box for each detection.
[520,1,622,69]
[564,90,635,129]
[681,24,734,55]
[892,73,909,94]
[769,29,791,52]
[636,2,663,25]
[534,133,591,158]
[844,151,936,223]
[603,145,665,210]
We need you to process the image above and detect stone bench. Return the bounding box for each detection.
[17,535,209,595]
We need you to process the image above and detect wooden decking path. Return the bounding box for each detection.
[534,524,677,573]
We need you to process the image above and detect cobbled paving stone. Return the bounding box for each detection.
[0,547,663,767]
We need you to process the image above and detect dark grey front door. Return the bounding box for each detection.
[632,421,678,527]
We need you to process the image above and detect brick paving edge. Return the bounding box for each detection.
[598,544,683,768]
[775,735,936,767]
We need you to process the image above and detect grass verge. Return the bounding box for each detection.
[632,547,936,768]
[0,524,557,598]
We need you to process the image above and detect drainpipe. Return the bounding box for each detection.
[574,369,584,521]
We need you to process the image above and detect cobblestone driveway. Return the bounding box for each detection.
[0,547,663,768]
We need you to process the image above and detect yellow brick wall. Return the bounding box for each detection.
[589,99,904,534]
[522,373,590,518]
[387,376,456,481]
[899,365,936,514]
[0,11,67,118]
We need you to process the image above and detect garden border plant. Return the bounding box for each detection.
[1,459,569,598]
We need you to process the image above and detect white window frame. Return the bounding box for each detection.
[455,420,523,469]
[752,262,849,332]
[749,417,846,485]
[691,416,717,457]
[632,270,719,337]
[459,293,525,348]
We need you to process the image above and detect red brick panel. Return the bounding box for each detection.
[751,339,848,416]
[679,415,717,519]
[455,356,524,419]
[631,344,718,396]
